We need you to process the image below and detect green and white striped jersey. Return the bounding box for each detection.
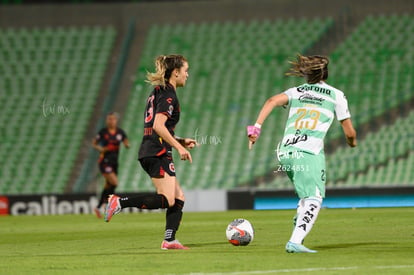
[281,81,351,155]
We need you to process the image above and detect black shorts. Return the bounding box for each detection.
[99,160,118,174]
[139,155,176,178]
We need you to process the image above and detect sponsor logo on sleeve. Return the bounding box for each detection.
[168,105,174,116]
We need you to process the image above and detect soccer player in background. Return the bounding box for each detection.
[92,112,129,218]
[247,54,357,253]
[105,54,197,250]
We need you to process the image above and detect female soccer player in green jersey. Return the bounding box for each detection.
[247,54,357,253]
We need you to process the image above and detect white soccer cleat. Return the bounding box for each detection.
[285,241,317,253]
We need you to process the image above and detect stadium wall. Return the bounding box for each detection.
[2,187,414,216]
[0,191,227,216]
[1,0,413,28]
[228,187,414,210]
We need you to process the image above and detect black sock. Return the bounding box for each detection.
[164,199,184,242]
[97,184,116,209]
[119,194,169,209]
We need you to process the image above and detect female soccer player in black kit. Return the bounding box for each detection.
[92,112,130,218]
[105,55,197,250]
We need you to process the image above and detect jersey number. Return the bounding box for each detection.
[145,95,155,123]
[294,108,320,130]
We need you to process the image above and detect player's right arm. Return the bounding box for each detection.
[92,133,106,153]
[153,113,192,163]
[255,93,289,126]
[340,118,357,147]
[247,93,289,149]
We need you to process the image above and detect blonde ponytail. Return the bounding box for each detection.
[146,54,187,86]
[286,54,329,84]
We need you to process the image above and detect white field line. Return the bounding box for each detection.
[179,264,414,275]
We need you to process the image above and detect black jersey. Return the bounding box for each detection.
[138,83,180,159]
[95,127,128,163]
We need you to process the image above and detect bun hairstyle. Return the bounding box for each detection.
[286,54,329,84]
[146,54,187,86]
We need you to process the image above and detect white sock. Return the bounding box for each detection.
[293,199,304,226]
[289,197,322,244]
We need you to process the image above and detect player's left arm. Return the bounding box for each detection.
[340,119,357,147]
[247,93,289,149]
[335,92,356,147]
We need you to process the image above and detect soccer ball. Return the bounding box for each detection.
[226,218,254,246]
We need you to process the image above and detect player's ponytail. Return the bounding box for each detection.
[146,54,187,87]
[286,54,329,84]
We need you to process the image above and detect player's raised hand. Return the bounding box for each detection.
[247,125,261,150]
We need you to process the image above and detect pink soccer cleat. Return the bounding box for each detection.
[104,195,121,222]
[161,240,189,250]
[94,207,102,219]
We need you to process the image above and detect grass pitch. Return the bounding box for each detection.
[1,208,414,275]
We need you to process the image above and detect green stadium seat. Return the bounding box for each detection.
[325,111,413,187]
[328,15,414,136]
[0,26,116,195]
